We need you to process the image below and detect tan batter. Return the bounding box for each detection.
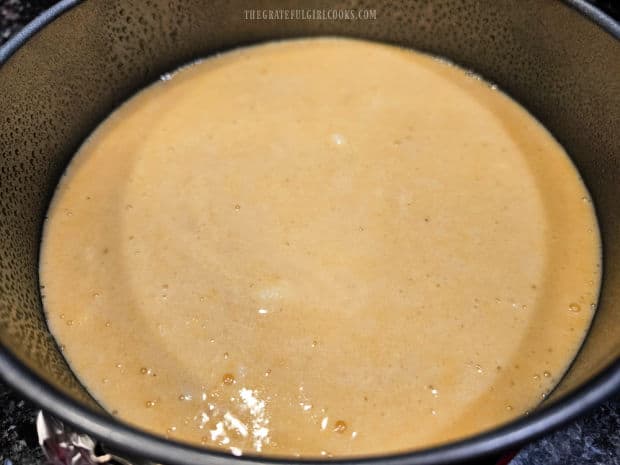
[40,38,601,458]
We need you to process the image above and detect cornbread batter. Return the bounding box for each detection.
[40,38,601,458]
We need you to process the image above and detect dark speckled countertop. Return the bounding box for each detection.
[0,1,619,464]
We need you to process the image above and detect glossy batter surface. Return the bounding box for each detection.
[40,38,601,458]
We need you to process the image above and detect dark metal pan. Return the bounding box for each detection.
[0,1,618,464]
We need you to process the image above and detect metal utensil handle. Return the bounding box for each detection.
[37,411,151,465]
